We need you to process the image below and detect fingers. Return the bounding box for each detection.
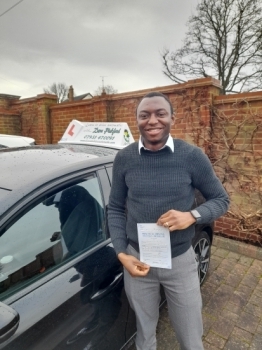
[132,259,150,276]
[135,260,150,269]
[118,253,150,277]
[134,264,150,276]
[157,210,173,230]
[157,210,195,231]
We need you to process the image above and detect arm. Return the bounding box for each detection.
[157,147,229,230]
[190,147,230,223]
[108,152,129,255]
[108,152,150,277]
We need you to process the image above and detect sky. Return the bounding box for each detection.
[0,0,198,99]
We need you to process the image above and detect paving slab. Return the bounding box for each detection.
[128,236,262,349]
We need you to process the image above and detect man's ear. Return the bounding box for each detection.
[171,114,175,125]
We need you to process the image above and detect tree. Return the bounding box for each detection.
[162,0,262,94]
[43,82,69,103]
[94,85,118,96]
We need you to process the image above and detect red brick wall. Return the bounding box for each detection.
[0,95,21,135]
[9,94,57,144]
[50,100,96,142]
[0,112,21,135]
[3,78,262,245]
[50,77,220,145]
[211,91,262,244]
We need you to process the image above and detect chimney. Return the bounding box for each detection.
[68,85,74,101]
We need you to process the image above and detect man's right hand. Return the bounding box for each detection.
[118,253,150,277]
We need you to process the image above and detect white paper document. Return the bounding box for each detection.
[137,223,172,269]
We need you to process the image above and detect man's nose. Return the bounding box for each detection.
[148,113,158,123]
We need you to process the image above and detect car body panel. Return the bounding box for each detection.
[2,244,129,350]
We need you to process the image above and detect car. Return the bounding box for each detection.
[0,134,35,149]
[0,142,213,349]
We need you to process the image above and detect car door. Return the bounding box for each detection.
[0,168,130,350]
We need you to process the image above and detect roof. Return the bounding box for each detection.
[63,93,93,102]
[73,93,93,101]
[0,94,20,100]
[0,144,117,217]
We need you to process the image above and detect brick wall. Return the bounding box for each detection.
[0,94,21,135]
[50,77,220,145]
[2,77,262,245]
[0,93,57,144]
[211,91,262,243]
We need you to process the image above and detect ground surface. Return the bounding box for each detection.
[129,236,262,349]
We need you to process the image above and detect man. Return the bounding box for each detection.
[108,92,229,350]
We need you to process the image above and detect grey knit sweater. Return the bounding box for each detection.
[108,139,229,258]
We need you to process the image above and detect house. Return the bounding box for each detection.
[65,86,93,102]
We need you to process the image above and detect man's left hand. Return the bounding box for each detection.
[157,210,196,231]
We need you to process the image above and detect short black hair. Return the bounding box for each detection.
[137,92,174,115]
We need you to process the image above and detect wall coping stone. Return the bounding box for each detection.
[12,93,57,105]
[214,91,262,105]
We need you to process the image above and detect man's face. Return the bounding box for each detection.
[136,96,174,151]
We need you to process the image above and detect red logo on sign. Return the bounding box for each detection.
[68,125,75,136]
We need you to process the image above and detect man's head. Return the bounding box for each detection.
[136,92,174,151]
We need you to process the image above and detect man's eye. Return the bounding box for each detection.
[157,113,166,117]
[139,114,148,119]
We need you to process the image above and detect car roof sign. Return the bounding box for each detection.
[59,120,135,149]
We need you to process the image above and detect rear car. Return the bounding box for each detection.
[0,134,35,149]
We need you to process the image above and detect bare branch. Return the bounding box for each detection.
[93,85,118,96]
[162,0,262,94]
[43,82,69,103]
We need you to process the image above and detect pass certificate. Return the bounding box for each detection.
[137,223,172,269]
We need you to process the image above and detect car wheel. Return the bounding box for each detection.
[193,231,211,286]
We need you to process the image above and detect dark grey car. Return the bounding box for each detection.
[0,144,212,349]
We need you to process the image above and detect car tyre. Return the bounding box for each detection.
[193,231,211,286]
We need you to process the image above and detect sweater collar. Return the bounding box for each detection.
[138,135,174,154]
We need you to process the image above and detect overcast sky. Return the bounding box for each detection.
[0,0,198,98]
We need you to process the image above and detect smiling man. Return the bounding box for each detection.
[108,92,229,350]
[136,93,174,150]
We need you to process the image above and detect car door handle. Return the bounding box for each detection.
[90,272,123,301]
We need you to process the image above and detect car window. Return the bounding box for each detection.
[0,175,106,301]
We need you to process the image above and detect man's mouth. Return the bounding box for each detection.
[145,128,163,135]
